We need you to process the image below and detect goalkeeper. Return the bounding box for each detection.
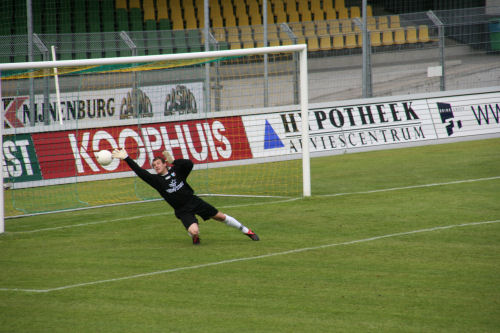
[112,147,259,245]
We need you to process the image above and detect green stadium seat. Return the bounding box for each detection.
[159,19,172,30]
[186,30,202,52]
[158,30,174,54]
[145,31,160,55]
[73,2,87,33]
[101,0,116,32]
[116,9,129,31]
[173,30,188,53]
[130,8,143,31]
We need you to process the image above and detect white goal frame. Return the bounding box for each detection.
[0,44,310,234]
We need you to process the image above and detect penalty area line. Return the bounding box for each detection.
[1,219,498,293]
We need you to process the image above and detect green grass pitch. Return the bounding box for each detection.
[0,138,499,332]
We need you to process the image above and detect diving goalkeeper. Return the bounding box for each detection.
[112,147,259,245]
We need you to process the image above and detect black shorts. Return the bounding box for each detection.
[174,195,218,229]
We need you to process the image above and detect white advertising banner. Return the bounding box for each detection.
[428,92,500,138]
[2,82,204,128]
[241,90,500,158]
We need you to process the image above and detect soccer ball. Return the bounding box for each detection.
[96,150,113,166]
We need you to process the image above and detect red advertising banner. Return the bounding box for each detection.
[31,116,252,179]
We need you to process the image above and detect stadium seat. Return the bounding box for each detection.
[316,21,329,36]
[268,25,280,46]
[370,30,381,47]
[303,22,316,38]
[341,20,352,33]
[116,0,127,9]
[298,2,312,22]
[378,16,389,30]
[406,26,418,43]
[101,0,115,32]
[333,34,344,49]
[335,0,345,9]
[186,30,202,51]
[173,30,188,53]
[143,0,155,21]
[394,28,406,45]
[311,2,324,20]
[382,29,394,46]
[280,30,293,45]
[350,6,361,18]
[325,7,337,20]
[330,21,340,34]
[357,32,363,47]
[345,32,357,48]
[240,26,254,48]
[319,35,332,50]
[158,30,174,54]
[307,36,320,51]
[418,25,430,43]
[226,26,240,49]
[337,7,348,19]
[73,1,87,33]
[390,15,401,28]
[367,17,376,30]
[366,5,373,16]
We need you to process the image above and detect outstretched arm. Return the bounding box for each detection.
[113,148,159,188]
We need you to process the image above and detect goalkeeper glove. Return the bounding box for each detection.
[162,151,175,164]
[112,148,128,160]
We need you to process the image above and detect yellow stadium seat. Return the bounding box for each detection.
[301,10,312,22]
[370,30,381,47]
[143,0,155,21]
[303,21,315,37]
[129,0,140,9]
[288,10,300,23]
[357,32,362,47]
[406,26,418,43]
[335,0,345,9]
[330,20,340,34]
[316,21,329,35]
[311,2,324,20]
[394,28,406,44]
[341,19,352,33]
[307,36,320,51]
[226,26,240,49]
[338,7,348,19]
[367,17,376,30]
[280,30,293,45]
[325,8,337,20]
[418,25,430,43]
[240,26,254,48]
[366,5,373,16]
[378,16,389,30]
[345,32,357,48]
[382,29,393,46]
[333,34,344,49]
[157,0,168,20]
[116,0,127,9]
[390,15,400,28]
[350,6,360,18]
[319,36,332,50]
[268,25,280,46]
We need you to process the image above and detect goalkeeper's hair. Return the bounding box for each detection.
[153,156,166,163]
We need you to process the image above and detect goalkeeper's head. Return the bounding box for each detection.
[152,156,169,175]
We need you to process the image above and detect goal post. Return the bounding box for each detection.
[0,44,310,223]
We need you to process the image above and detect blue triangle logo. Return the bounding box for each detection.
[264,120,285,149]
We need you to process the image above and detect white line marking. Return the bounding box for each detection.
[7,198,300,234]
[318,176,500,197]
[1,219,498,293]
[4,176,498,235]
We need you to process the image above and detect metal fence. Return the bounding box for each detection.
[1,7,499,107]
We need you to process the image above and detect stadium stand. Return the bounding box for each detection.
[0,0,438,61]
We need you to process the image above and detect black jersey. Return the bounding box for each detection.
[124,157,196,210]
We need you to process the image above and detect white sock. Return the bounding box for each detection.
[224,215,249,234]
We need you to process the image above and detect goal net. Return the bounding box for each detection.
[0,45,309,223]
